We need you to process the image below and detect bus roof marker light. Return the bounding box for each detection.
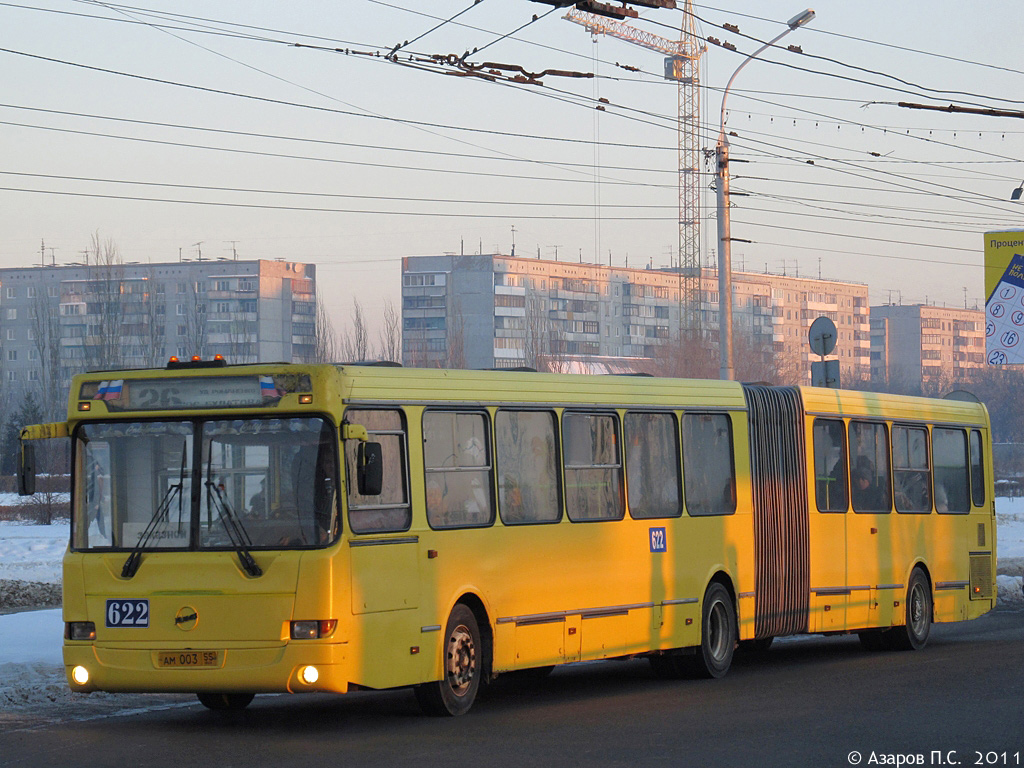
[78,402,91,411]
[298,394,313,404]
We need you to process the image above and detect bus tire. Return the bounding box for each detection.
[415,604,482,716]
[888,568,932,651]
[196,692,254,711]
[689,582,737,679]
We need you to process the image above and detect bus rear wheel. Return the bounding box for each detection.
[887,568,932,651]
[415,604,482,716]
[690,582,737,679]
[196,692,254,711]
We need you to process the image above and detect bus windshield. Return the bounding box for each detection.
[73,416,339,551]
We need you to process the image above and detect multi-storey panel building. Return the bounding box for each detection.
[401,254,870,383]
[869,304,986,390]
[1,259,316,409]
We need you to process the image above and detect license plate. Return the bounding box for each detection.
[157,650,220,668]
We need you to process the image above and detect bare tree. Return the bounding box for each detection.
[340,299,369,361]
[226,318,257,364]
[141,269,166,369]
[377,299,402,364]
[642,332,718,380]
[183,279,209,359]
[403,327,429,368]
[30,286,65,420]
[314,293,339,363]
[522,292,548,371]
[83,233,126,372]
[444,299,466,369]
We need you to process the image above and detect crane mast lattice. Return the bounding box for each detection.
[565,3,705,338]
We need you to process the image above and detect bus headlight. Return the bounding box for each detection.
[299,665,319,685]
[66,622,96,641]
[290,620,337,639]
[71,666,90,685]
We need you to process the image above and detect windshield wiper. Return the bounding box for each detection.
[204,448,262,578]
[122,441,187,579]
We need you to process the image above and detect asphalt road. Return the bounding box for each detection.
[2,610,1022,768]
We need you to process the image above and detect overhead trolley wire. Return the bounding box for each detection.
[0,46,680,152]
[691,2,1024,80]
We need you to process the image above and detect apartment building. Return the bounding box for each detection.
[869,304,986,389]
[401,254,870,383]
[0,259,316,406]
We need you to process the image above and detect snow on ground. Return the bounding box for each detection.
[0,500,1021,719]
[0,491,70,508]
[996,495,1024,559]
[0,521,68,583]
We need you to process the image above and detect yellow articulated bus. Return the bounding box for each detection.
[18,360,996,716]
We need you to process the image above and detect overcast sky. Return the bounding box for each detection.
[2,0,1022,333]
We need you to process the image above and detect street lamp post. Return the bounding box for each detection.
[716,9,815,380]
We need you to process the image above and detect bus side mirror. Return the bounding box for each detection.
[357,442,383,496]
[17,442,36,496]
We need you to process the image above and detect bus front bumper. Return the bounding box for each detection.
[63,641,353,695]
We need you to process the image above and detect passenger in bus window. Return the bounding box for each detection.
[248,478,267,516]
[851,468,880,510]
[895,471,931,512]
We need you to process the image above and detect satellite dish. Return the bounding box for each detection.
[808,316,838,357]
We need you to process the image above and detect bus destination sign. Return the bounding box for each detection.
[127,376,262,410]
[81,375,287,410]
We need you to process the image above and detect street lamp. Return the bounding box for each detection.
[716,9,815,381]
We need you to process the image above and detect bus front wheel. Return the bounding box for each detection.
[415,603,482,716]
[690,582,737,679]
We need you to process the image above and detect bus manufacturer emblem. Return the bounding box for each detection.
[174,606,199,631]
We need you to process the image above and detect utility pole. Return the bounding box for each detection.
[716,9,815,380]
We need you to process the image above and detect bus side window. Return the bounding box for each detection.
[848,421,892,513]
[892,425,932,514]
[423,411,494,529]
[563,412,623,522]
[970,430,986,507]
[625,411,682,519]
[813,418,848,513]
[495,410,561,525]
[932,427,969,514]
[346,409,411,534]
[682,413,735,517]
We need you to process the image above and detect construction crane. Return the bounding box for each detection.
[565,3,706,339]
